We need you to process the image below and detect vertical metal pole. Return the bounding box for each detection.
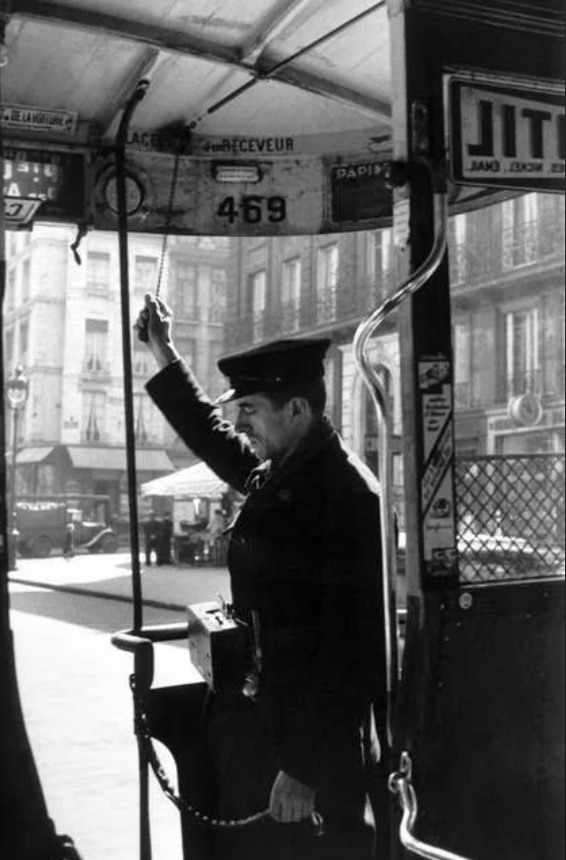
[8,407,18,570]
[114,81,149,635]
[114,80,153,860]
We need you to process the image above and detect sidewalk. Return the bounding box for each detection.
[10,551,231,615]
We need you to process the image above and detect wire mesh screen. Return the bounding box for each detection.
[455,455,565,584]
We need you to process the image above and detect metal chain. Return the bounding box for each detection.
[155,148,181,300]
[131,677,269,829]
[131,677,325,833]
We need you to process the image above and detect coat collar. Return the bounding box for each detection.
[244,417,337,497]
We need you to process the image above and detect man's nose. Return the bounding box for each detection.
[235,414,249,434]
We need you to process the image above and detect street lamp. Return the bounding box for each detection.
[6,365,29,571]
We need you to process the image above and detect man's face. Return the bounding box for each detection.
[234,393,294,462]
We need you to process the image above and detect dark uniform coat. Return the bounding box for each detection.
[146,359,385,860]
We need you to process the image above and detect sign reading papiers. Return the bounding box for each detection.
[447,73,565,192]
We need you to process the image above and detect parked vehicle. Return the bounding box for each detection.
[15,496,118,558]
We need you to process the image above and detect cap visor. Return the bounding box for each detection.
[213,388,237,406]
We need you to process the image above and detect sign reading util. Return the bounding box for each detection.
[448,76,565,192]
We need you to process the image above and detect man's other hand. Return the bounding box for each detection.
[269,771,316,823]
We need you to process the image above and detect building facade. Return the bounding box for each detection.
[226,193,565,521]
[4,226,232,520]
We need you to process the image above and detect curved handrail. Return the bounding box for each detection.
[353,189,448,745]
[389,752,477,860]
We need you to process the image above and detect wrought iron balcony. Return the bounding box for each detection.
[450,215,565,289]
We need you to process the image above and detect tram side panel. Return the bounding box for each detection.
[407,582,565,860]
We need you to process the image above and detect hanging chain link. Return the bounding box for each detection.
[130,676,269,829]
[130,676,325,833]
[155,147,182,300]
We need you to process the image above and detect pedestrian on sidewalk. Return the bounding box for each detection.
[156,511,174,565]
[143,513,159,567]
[63,522,75,560]
[135,294,385,860]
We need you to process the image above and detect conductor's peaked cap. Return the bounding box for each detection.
[214,337,332,405]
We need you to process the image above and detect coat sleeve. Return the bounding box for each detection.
[145,359,259,495]
[278,488,384,788]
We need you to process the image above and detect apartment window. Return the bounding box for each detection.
[133,393,154,444]
[82,391,106,442]
[250,270,266,340]
[21,258,31,303]
[19,321,29,367]
[7,233,18,259]
[210,268,227,323]
[316,244,338,322]
[367,230,392,284]
[502,194,538,269]
[281,258,301,332]
[175,261,198,318]
[84,319,109,373]
[451,215,467,284]
[209,341,225,400]
[86,252,111,294]
[4,329,15,370]
[454,319,472,408]
[6,268,16,310]
[134,255,158,294]
[505,307,540,396]
[133,335,152,376]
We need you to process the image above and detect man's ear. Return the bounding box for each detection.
[289,396,310,419]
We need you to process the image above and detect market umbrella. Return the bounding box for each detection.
[141,461,228,500]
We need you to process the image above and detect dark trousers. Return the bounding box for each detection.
[205,690,376,860]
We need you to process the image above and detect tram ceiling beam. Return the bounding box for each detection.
[240,0,314,58]
[10,0,392,125]
[181,0,316,129]
[11,0,244,65]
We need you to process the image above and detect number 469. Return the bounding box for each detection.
[217,195,287,225]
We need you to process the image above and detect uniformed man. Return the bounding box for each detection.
[136,294,385,860]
